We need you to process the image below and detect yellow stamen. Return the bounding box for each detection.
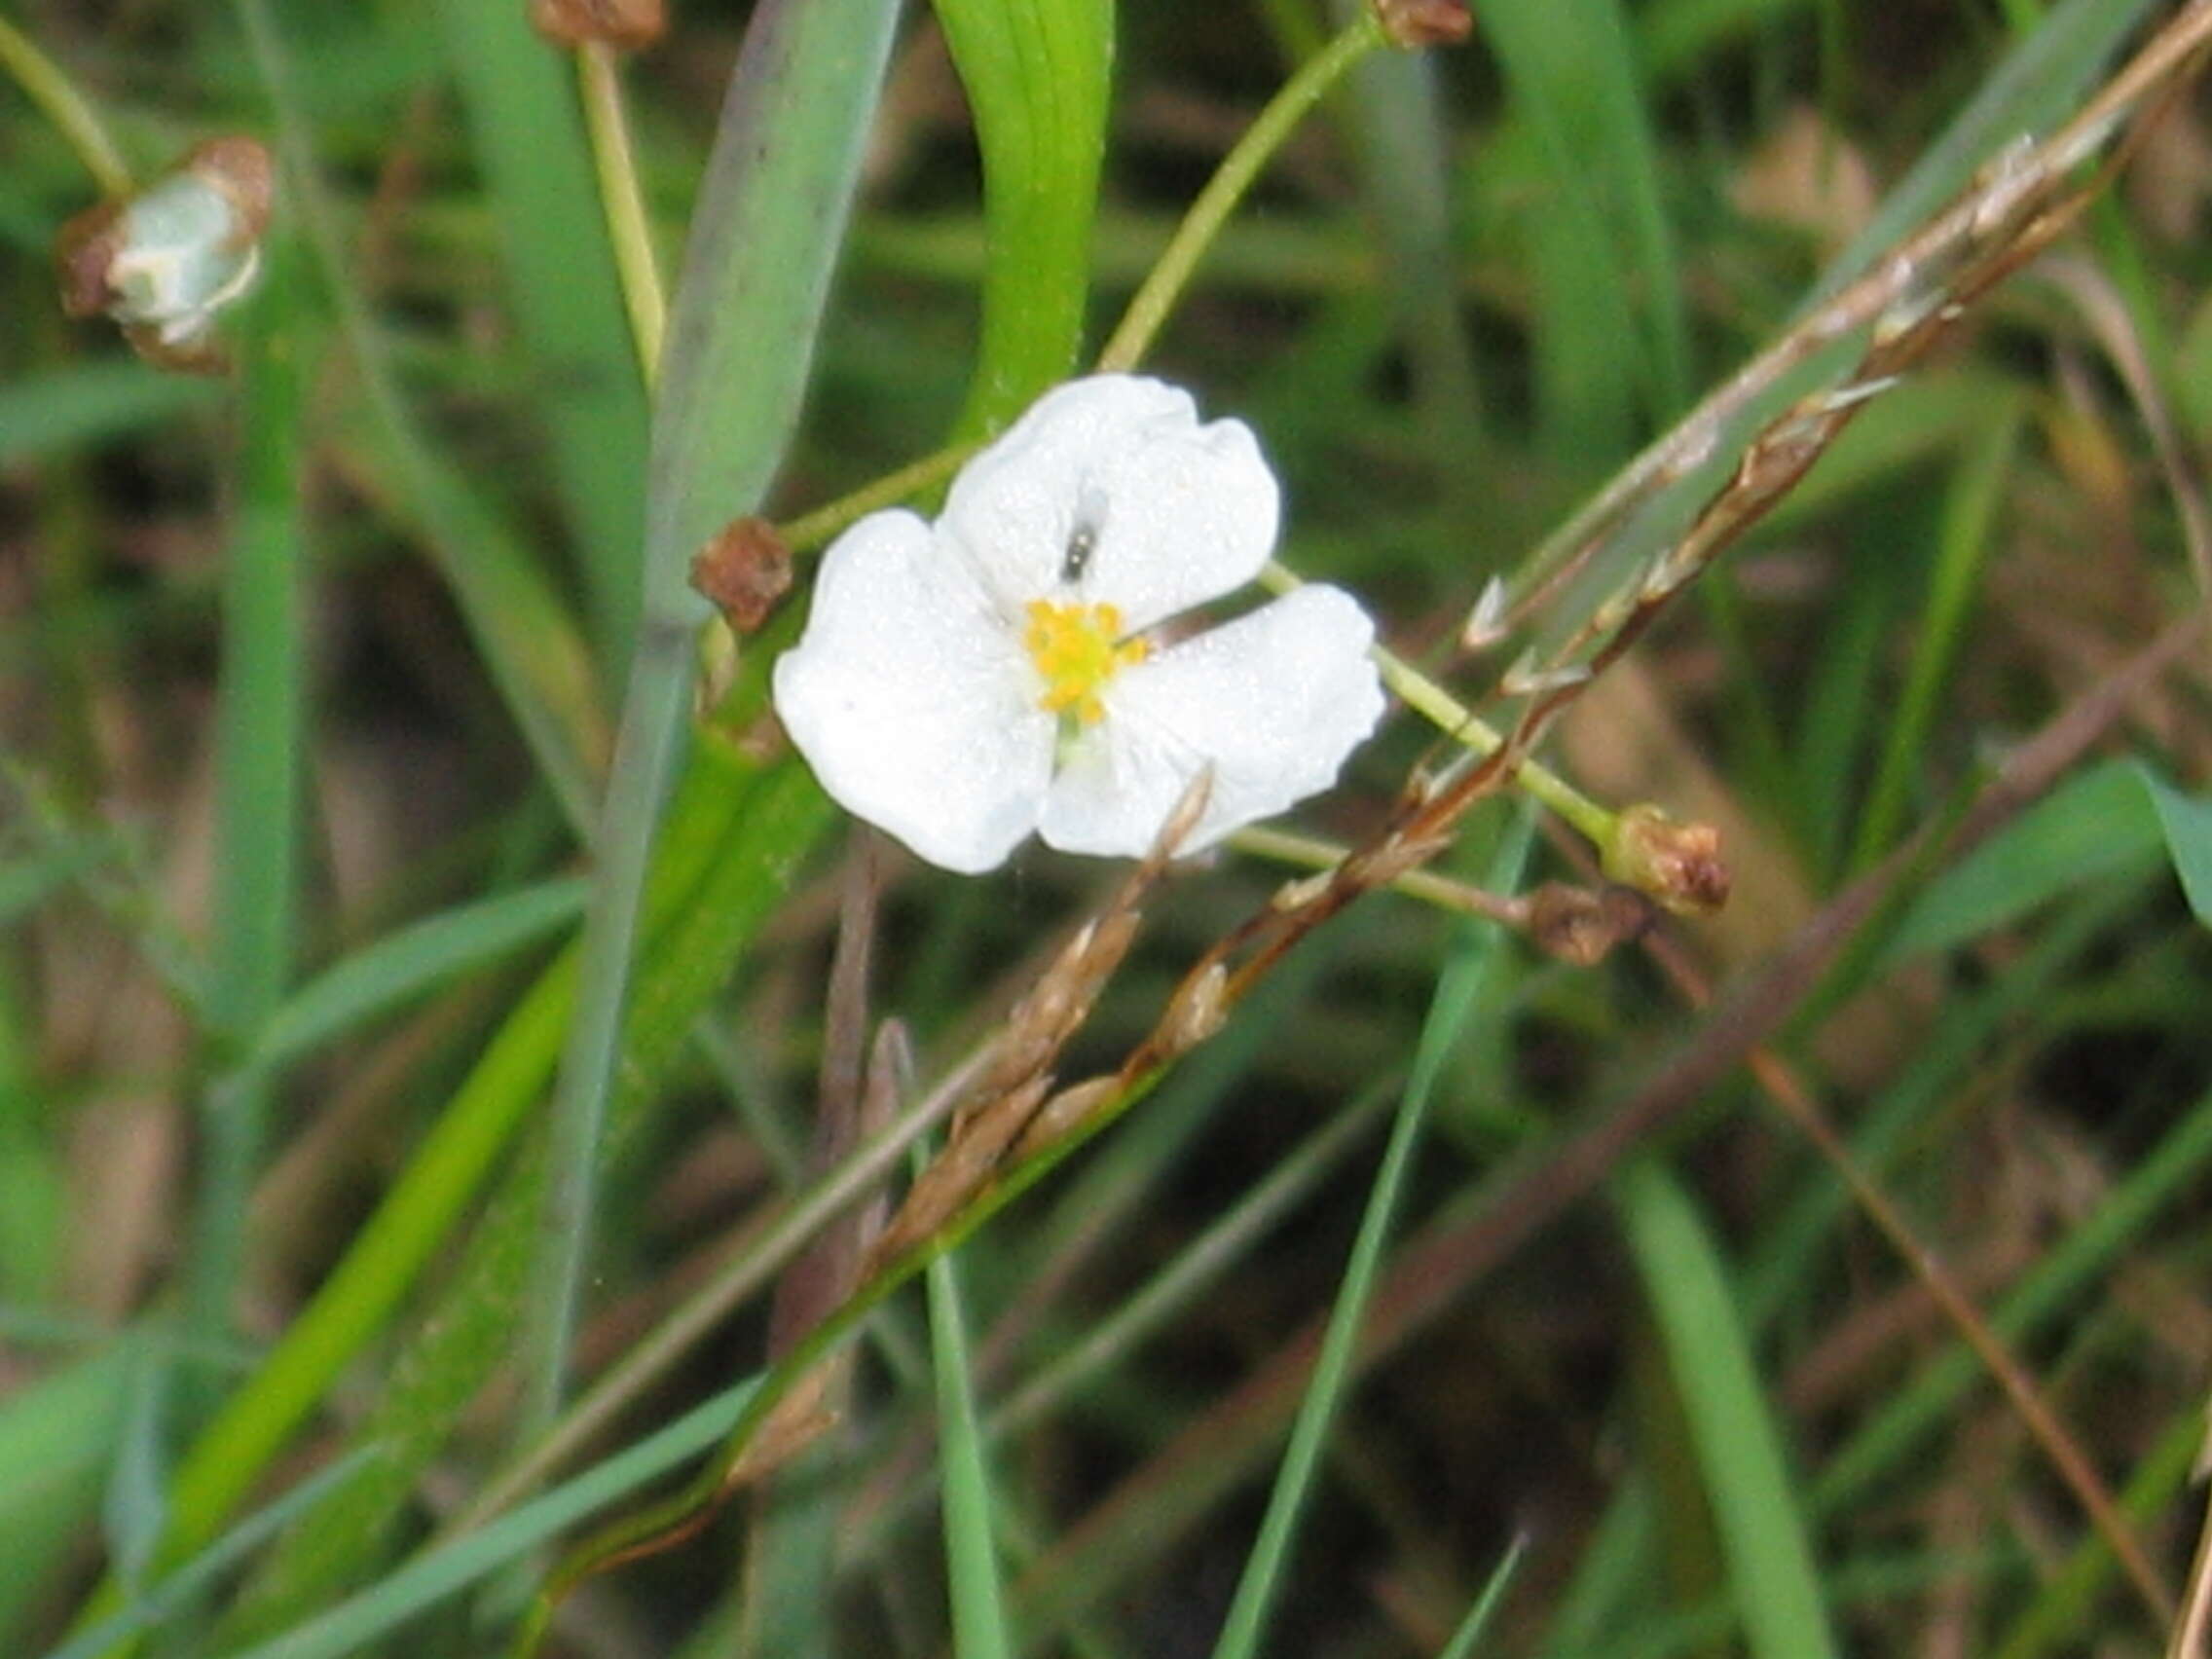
[1021,599,1149,725]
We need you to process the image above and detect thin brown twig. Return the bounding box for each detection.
[1007,608,2206,1645]
[2169,1444,2212,1659]
[1637,925,2175,1625]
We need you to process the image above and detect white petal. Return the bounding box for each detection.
[940,375,1280,629]
[773,510,1053,873]
[1038,585,1384,858]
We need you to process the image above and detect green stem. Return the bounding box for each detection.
[179,236,307,1419]
[1228,825,1519,921]
[1095,15,1384,372]
[1254,560,1617,847]
[0,18,131,198]
[521,652,691,1438]
[776,440,978,554]
[575,42,666,383]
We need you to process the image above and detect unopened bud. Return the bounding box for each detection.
[690,516,793,634]
[529,0,666,51]
[1374,0,1473,48]
[1602,804,1731,917]
[56,136,273,374]
[1525,883,1649,967]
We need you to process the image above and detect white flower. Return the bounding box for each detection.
[773,375,1385,874]
[105,170,263,349]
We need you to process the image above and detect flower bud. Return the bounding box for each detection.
[1525,882,1649,967]
[55,137,273,374]
[1601,803,1732,917]
[690,516,793,634]
[1374,0,1474,48]
[529,0,666,52]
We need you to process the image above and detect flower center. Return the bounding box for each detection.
[1022,599,1149,725]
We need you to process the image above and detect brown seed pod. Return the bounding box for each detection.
[528,0,667,52]
[690,516,794,635]
[1603,804,1732,918]
[1373,0,1473,49]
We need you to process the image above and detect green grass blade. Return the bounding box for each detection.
[991,1081,1393,1447]
[440,0,650,664]
[1847,403,2020,870]
[1811,1083,2212,1514]
[1989,1397,2204,1659]
[1208,817,1532,1659]
[1638,0,1814,83]
[215,1380,761,1659]
[252,877,589,1072]
[1471,0,1689,430]
[1747,887,2129,1324]
[138,948,577,1590]
[1874,757,2212,969]
[235,0,611,832]
[1814,0,2159,301]
[0,1347,129,1648]
[525,0,903,1444]
[177,228,308,1418]
[210,752,829,1639]
[39,1450,374,1659]
[2139,764,2212,924]
[934,0,1114,428]
[1322,0,1483,467]
[930,1243,1014,1659]
[1436,1535,1529,1659]
[0,363,217,464]
[0,835,120,929]
[0,965,63,1314]
[1617,1162,1839,1659]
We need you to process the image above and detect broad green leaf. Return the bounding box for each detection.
[252,877,589,1072]
[933,0,1114,427]
[644,0,904,612]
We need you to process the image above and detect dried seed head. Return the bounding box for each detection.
[529,0,667,51]
[1374,0,1474,48]
[55,136,275,374]
[1602,803,1732,917]
[1525,882,1650,967]
[691,516,793,634]
[1157,962,1231,1057]
[1012,1076,1122,1161]
[1272,868,1334,912]
[1459,575,1509,652]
